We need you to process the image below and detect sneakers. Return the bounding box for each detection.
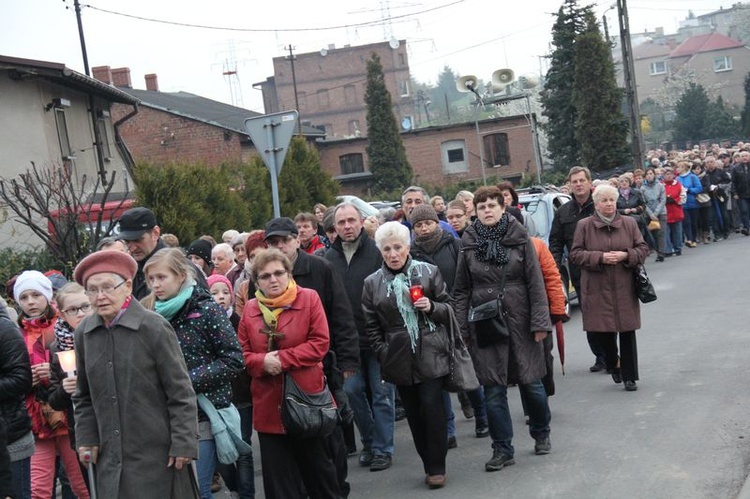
[461,405,475,419]
[485,449,515,472]
[625,380,638,391]
[447,436,458,449]
[370,454,392,472]
[534,437,552,455]
[475,421,490,438]
[742,228,750,236]
[359,450,373,467]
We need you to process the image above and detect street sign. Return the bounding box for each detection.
[245,110,299,217]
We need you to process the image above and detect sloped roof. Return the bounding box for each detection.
[118,88,324,137]
[0,55,138,104]
[670,32,745,58]
[633,41,675,61]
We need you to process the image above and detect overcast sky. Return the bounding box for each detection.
[1,0,733,113]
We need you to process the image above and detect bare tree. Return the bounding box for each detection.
[0,162,128,274]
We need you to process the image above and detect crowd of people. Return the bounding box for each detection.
[0,141,748,499]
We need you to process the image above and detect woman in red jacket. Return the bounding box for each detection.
[14,271,89,499]
[237,249,338,499]
[663,167,686,256]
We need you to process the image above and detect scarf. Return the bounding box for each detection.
[619,187,631,200]
[414,227,444,255]
[255,279,298,330]
[382,259,436,353]
[595,210,616,225]
[106,295,132,328]
[53,320,75,352]
[154,285,194,321]
[473,213,510,266]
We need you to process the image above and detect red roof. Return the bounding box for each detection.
[670,33,745,58]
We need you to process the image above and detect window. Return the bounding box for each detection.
[317,89,329,109]
[483,133,510,167]
[440,140,468,174]
[96,110,112,159]
[344,85,357,105]
[55,109,73,159]
[339,153,365,175]
[649,61,667,75]
[348,120,360,136]
[714,56,732,72]
[398,80,410,97]
[398,53,406,66]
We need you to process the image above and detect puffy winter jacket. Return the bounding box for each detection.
[0,306,32,445]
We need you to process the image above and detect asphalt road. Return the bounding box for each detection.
[217,233,750,499]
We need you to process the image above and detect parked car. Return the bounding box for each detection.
[335,195,380,218]
[518,186,577,307]
[369,201,401,210]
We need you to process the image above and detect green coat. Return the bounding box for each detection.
[73,299,199,499]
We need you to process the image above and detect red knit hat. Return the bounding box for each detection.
[74,250,138,287]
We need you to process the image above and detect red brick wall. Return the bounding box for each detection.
[112,104,243,166]
[317,116,538,196]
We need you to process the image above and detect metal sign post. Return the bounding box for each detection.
[245,110,299,218]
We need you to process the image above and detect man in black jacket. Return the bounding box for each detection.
[325,203,397,473]
[732,151,750,235]
[264,217,360,496]
[549,166,606,372]
[0,298,33,499]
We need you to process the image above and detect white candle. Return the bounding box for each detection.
[56,350,76,376]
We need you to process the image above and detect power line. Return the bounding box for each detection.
[83,0,466,33]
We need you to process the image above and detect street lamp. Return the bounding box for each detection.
[456,70,543,184]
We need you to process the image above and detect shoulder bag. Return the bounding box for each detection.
[281,372,339,439]
[467,264,510,348]
[635,264,657,303]
[444,308,480,392]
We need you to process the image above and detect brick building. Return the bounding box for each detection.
[255,40,412,139]
[92,66,324,167]
[317,114,537,196]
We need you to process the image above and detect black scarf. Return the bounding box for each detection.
[414,227,444,255]
[473,213,510,265]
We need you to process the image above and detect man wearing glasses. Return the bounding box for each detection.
[264,217,359,497]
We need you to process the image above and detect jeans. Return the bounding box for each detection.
[343,351,395,456]
[709,200,730,237]
[465,387,487,424]
[217,404,255,499]
[11,457,31,499]
[665,222,683,254]
[683,207,699,242]
[484,381,551,458]
[196,438,217,499]
[442,391,456,438]
[739,198,750,230]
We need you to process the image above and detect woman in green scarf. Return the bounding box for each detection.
[141,248,244,499]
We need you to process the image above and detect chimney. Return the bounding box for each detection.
[145,73,159,92]
[91,66,112,85]
[111,67,132,88]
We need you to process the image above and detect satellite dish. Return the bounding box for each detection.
[518,73,540,89]
[401,117,412,130]
[320,48,328,57]
[389,38,400,49]
[492,69,515,88]
[456,75,479,93]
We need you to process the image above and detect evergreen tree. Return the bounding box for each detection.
[540,0,588,171]
[741,73,750,135]
[365,52,413,194]
[572,11,629,170]
[705,96,740,139]
[672,83,710,143]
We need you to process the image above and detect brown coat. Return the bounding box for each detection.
[73,300,199,499]
[569,213,649,332]
[453,218,552,386]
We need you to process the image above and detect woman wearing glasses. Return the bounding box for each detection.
[141,248,244,499]
[237,248,339,499]
[14,271,91,499]
[72,249,200,499]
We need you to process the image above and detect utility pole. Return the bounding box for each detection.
[617,0,644,168]
[285,45,302,136]
[73,0,90,75]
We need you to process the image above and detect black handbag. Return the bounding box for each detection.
[635,264,657,303]
[281,372,339,439]
[444,309,480,392]
[468,264,510,348]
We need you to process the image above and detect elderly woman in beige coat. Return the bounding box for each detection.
[72,250,199,498]
[570,184,650,392]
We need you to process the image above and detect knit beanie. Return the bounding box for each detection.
[409,204,440,225]
[14,270,53,303]
[187,239,213,263]
[207,274,233,296]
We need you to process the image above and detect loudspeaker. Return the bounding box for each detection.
[518,73,540,89]
[456,75,479,93]
[491,69,515,88]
